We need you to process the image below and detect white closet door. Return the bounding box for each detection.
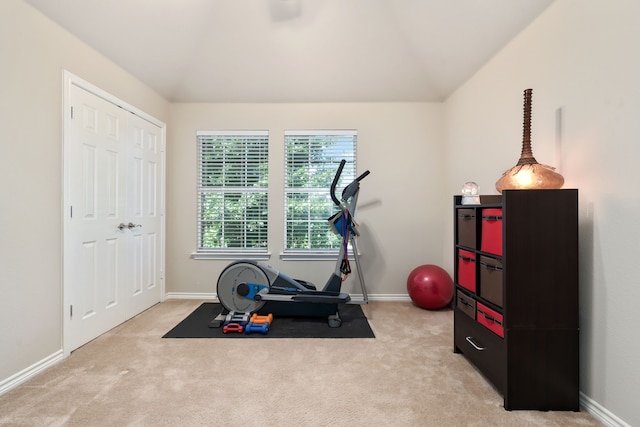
[125,114,164,316]
[64,80,164,352]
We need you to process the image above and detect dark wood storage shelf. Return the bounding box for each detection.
[453,189,579,411]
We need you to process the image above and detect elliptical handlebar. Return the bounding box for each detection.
[355,170,370,182]
[330,159,370,206]
[330,160,347,206]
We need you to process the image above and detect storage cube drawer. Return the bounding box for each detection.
[456,290,476,319]
[477,302,504,338]
[457,249,476,292]
[457,208,476,248]
[454,310,506,393]
[481,208,503,256]
[479,255,503,307]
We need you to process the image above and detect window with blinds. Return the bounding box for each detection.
[284,130,357,252]
[197,131,269,253]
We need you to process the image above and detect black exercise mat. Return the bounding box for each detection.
[163,303,375,339]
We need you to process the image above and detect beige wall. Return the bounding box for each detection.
[442,0,640,425]
[0,0,169,384]
[167,102,445,298]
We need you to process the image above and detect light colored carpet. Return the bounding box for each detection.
[0,300,601,426]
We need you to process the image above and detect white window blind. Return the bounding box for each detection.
[284,130,357,252]
[197,131,269,252]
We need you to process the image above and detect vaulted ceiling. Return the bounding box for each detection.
[25,0,554,103]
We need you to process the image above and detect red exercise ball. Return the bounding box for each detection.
[407,264,454,310]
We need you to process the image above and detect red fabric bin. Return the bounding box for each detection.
[477,302,504,338]
[457,249,476,292]
[481,208,503,256]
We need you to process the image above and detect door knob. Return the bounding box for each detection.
[117,222,142,230]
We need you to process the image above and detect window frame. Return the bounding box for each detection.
[282,129,357,260]
[192,130,270,260]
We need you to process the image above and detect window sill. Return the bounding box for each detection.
[190,250,355,261]
[280,250,354,261]
[191,251,271,261]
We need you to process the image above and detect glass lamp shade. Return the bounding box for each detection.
[495,88,564,193]
[495,163,564,193]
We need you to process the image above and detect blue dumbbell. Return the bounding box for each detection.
[245,322,269,335]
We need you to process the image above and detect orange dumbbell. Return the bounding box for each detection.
[250,313,273,325]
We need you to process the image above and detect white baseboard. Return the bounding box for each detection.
[165,292,218,300]
[0,350,64,396]
[580,392,631,427]
[368,294,412,302]
[164,292,412,302]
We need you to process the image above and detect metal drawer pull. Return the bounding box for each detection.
[482,215,502,221]
[477,309,503,326]
[466,336,485,351]
[479,260,503,271]
[458,299,473,308]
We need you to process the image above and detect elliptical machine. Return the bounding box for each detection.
[215,160,370,327]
